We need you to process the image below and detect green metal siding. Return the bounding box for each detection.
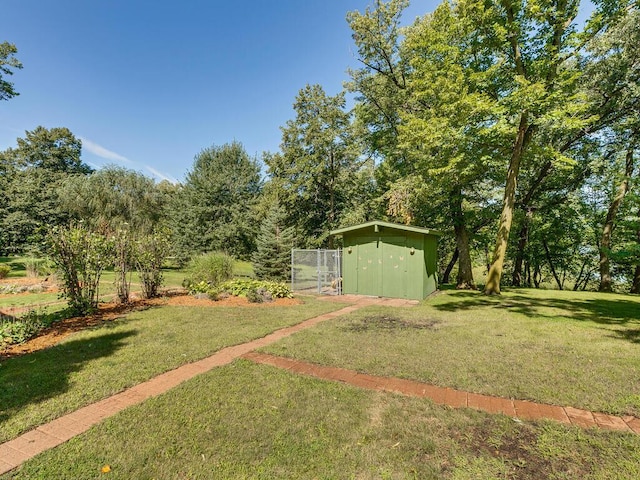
[340,227,438,300]
[381,236,407,298]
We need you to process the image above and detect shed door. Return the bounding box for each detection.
[382,236,407,298]
[357,237,382,295]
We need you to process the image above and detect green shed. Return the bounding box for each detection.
[330,220,442,300]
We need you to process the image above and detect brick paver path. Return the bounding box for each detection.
[1,295,638,475]
[241,351,640,435]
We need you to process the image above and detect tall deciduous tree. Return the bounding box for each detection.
[397,2,505,289]
[266,84,361,247]
[0,41,22,101]
[60,165,170,233]
[348,0,500,289]
[0,127,92,253]
[172,142,261,259]
[582,7,640,291]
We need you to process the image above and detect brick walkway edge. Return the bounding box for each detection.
[242,351,640,435]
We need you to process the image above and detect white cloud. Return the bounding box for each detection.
[80,137,131,164]
[145,165,178,184]
[80,136,178,184]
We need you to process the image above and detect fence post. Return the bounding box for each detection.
[317,249,321,293]
[291,248,294,293]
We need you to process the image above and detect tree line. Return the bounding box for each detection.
[1,0,639,295]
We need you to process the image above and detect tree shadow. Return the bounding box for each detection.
[0,329,137,426]
[609,328,640,343]
[431,289,640,326]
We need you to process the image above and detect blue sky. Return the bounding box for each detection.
[0,0,436,183]
[1,1,596,184]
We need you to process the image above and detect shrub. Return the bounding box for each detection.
[0,311,46,348]
[187,281,210,295]
[0,265,10,279]
[134,230,171,299]
[212,279,293,299]
[24,258,52,278]
[112,227,134,304]
[184,252,234,289]
[47,224,114,315]
[246,288,264,303]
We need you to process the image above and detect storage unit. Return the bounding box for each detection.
[330,221,441,300]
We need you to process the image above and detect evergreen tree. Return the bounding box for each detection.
[172,142,262,260]
[251,203,295,281]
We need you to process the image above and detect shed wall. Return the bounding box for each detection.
[341,229,438,300]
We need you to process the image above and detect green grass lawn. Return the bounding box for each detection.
[3,288,640,478]
[0,297,346,443]
[4,360,640,479]
[0,292,60,309]
[261,288,640,417]
[0,256,251,286]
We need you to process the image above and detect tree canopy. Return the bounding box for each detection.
[172,142,262,260]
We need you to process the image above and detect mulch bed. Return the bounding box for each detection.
[0,292,301,360]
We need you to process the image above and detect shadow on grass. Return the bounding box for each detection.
[609,328,640,343]
[431,289,640,326]
[0,329,137,425]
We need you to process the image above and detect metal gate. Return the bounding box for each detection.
[291,249,341,295]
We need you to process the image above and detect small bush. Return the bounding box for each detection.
[0,265,10,279]
[212,279,292,299]
[24,258,52,278]
[0,311,46,348]
[187,281,210,295]
[184,252,234,289]
[135,230,171,299]
[0,284,18,294]
[246,288,264,303]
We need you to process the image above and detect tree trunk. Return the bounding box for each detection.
[484,113,531,295]
[512,209,532,287]
[451,188,476,289]
[573,259,588,291]
[599,148,634,292]
[533,263,541,288]
[631,266,640,294]
[631,207,640,294]
[542,238,563,290]
[442,248,459,284]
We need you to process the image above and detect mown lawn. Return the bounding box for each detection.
[0,292,60,309]
[261,288,640,417]
[4,360,640,479]
[3,287,640,478]
[0,297,346,443]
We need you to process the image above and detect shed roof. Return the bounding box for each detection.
[330,220,443,237]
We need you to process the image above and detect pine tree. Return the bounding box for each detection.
[252,203,295,281]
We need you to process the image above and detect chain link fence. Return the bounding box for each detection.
[291,249,341,295]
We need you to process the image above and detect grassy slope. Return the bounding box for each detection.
[5,361,640,480]
[0,298,346,443]
[261,288,640,416]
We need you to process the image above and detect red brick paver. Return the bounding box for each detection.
[242,352,640,437]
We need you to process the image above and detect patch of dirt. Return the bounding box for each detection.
[0,292,302,360]
[163,295,302,308]
[455,418,592,479]
[0,277,59,299]
[346,315,440,332]
[0,277,43,286]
